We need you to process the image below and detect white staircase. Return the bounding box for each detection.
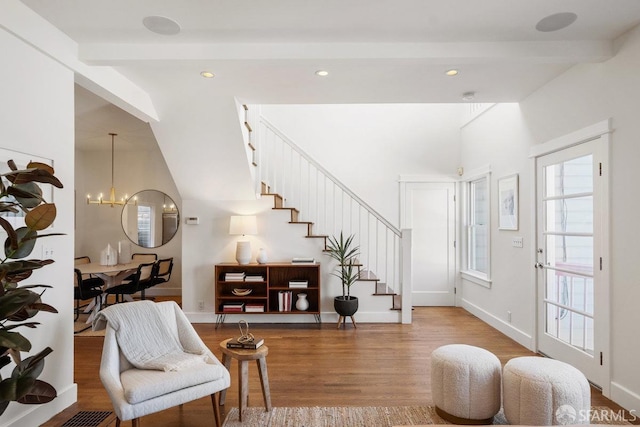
[240,104,404,312]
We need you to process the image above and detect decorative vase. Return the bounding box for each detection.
[257,248,268,264]
[295,293,309,311]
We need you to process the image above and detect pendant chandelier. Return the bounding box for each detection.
[86,133,137,207]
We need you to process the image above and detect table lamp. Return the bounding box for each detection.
[229,215,257,265]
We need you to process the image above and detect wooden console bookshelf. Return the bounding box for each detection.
[214,263,321,327]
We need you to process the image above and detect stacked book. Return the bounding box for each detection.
[245,275,264,282]
[278,290,293,312]
[222,302,244,312]
[289,280,308,289]
[225,272,245,282]
[245,303,265,313]
[226,336,265,350]
[291,257,316,264]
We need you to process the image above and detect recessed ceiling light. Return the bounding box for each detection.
[143,15,181,36]
[200,71,215,78]
[462,91,476,101]
[315,70,329,77]
[535,12,577,32]
[445,69,459,77]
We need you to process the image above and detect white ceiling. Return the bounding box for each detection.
[16,0,640,196]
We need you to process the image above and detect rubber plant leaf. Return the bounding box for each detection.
[4,227,36,259]
[0,331,32,352]
[25,204,56,231]
[16,379,56,405]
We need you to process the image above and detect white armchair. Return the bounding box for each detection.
[97,300,230,427]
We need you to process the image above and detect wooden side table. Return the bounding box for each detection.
[219,338,272,421]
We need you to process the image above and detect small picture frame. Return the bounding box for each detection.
[498,174,518,230]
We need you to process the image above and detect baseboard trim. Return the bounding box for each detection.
[3,383,77,427]
[461,298,534,350]
[610,381,640,416]
[185,310,401,324]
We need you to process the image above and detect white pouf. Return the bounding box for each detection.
[431,344,502,424]
[503,357,591,425]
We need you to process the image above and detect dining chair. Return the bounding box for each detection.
[104,262,155,305]
[131,253,158,262]
[138,258,173,300]
[151,258,174,287]
[74,255,105,287]
[74,268,104,331]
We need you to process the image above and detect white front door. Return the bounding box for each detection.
[402,182,456,306]
[535,137,609,389]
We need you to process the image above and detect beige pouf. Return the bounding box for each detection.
[503,356,591,425]
[430,344,502,424]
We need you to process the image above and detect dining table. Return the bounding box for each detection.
[77,260,143,323]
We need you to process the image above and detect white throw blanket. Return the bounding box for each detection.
[93,300,208,372]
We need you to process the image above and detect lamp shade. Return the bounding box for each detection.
[229,215,257,236]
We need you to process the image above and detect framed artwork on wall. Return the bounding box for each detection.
[498,173,518,230]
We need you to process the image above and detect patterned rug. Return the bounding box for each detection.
[222,406,631,427]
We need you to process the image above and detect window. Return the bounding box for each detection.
[464,172,491,285]
[137,205,153,247]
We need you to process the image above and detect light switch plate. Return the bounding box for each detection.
[186,217,199,225]
[512,237,523,248]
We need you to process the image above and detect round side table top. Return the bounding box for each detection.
[219,338,269,360]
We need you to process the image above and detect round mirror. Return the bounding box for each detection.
[121,190,180,248]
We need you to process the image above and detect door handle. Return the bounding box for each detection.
[534,262,544,269]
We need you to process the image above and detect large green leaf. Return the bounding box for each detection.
[0,289,40,320]
[16,379,56,405]
[0,217,18,251]
[0,331,31,352]
[7,182,43,209]
[3,168,63,188]
[25,204,56,231]
[0,376,35,402]
[14,347,52,380]
[4,228,36,259]
[26,162,54,176]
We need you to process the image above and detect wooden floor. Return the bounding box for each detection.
[44,305,631,426]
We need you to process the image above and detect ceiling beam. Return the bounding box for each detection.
[79,40,612,65]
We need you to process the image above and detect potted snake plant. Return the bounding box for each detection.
[325,232,360,319]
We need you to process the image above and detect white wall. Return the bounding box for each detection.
[460,25,640,413]
[0,29,76,427]
[260,104,462,226]
[75,144,182,293]
[459,103,536,348]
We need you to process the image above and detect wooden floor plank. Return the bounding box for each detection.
[43,305,634,426]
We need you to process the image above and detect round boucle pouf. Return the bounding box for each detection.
[503,357,591,425]
[430,344,502,424]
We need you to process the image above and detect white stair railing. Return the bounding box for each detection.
[247,107,402,296]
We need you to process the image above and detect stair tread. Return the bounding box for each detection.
[289,221,313,225]
[273,207,299,212]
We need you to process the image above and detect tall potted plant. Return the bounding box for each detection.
[0,160,63,415]
[325,232,360,318]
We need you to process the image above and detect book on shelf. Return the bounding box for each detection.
[291,257,316,264]
[226,337,264,350]
[245,303,265,312]
[245,275,264,282]
[288,280,308,288]
[278,290,293,312]
[224,272,246,282]
[222,302,245,312]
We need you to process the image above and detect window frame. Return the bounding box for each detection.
[461,169,492,287]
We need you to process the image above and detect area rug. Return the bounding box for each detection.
[222,406,630,427]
